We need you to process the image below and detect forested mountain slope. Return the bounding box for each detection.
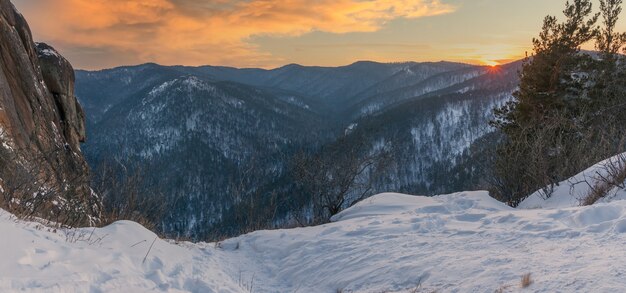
[76,60,521,239]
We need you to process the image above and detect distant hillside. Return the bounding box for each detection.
[75,59,522,239]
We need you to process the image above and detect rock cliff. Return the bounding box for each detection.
[0,0,99,225]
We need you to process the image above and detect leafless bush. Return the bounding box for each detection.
[63,227,108,245]
[291,138,393,223]
[0,129,97,228]
[226,155,280,235]
[581,153,626,205]
[92,160,168,233]
[489,113,580,205]
[489,108,626,206]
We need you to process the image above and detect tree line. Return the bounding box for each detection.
[490,0,626,206]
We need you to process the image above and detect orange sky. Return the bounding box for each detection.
[12,0,626,70]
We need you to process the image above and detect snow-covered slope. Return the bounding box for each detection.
[0,208,244,292]
[520,153,626,209]
[5,188,626,292]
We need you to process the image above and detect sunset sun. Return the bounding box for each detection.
[482,60,500,67]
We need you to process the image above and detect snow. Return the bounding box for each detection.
[148,79,178,98]
[519,153,626,209]
[181,76,213,92]
[0,125,14,151]
[344,123,358,135]
[37,48,59,58]
[3,182,626,292]
[0,210,243,292]
[283,96,310,109]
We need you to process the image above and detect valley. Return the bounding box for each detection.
[76,60,521,239]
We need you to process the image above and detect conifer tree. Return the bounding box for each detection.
[490,0,600,205]
[590,0,626,122]
[494,0,598,132]
[597,0,626,61]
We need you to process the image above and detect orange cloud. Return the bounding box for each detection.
[15,0,455,69]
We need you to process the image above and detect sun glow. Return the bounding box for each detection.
[482,60,500,67]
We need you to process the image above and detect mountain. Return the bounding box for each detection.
[0,0,98,225]
[340,61,521,195]
[348,65,490,117]
[194,61,422,108]
[159,61,472,112]
[75,59,522,239]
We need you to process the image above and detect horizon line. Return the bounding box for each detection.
[74,58,524,72]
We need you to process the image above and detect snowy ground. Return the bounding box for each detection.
[3,160,626,292]
[520,153,626,209]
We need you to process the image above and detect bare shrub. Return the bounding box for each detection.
[92,160,168,233]
[226,155,281,235]
[580,153,626,205]
[0,129,97,228]
[63,227,108,245]
[291,137,393,224]
[489,112,588,206]
[489,107,626,206]
[494,284,512,293]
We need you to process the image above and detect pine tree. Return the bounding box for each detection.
[490,0,600,205]
[590,0,626,122]
[597,0,626,61]
[494,0,598,132]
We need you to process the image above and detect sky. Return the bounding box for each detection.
[11,0,626,70]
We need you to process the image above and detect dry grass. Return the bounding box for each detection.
[521,273,532,288]
[494,284,512,293]
[373,278,438,293]
[494,272,533,292]
[582,179,614,206]
[582,155,626,206]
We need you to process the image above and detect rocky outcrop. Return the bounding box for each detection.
[0,0,99,225]
[36,42,87,148]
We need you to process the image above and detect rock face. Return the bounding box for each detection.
[0,0,99,225]
[36,42,87,148]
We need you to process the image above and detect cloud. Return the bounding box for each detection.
[15,0,455,69]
